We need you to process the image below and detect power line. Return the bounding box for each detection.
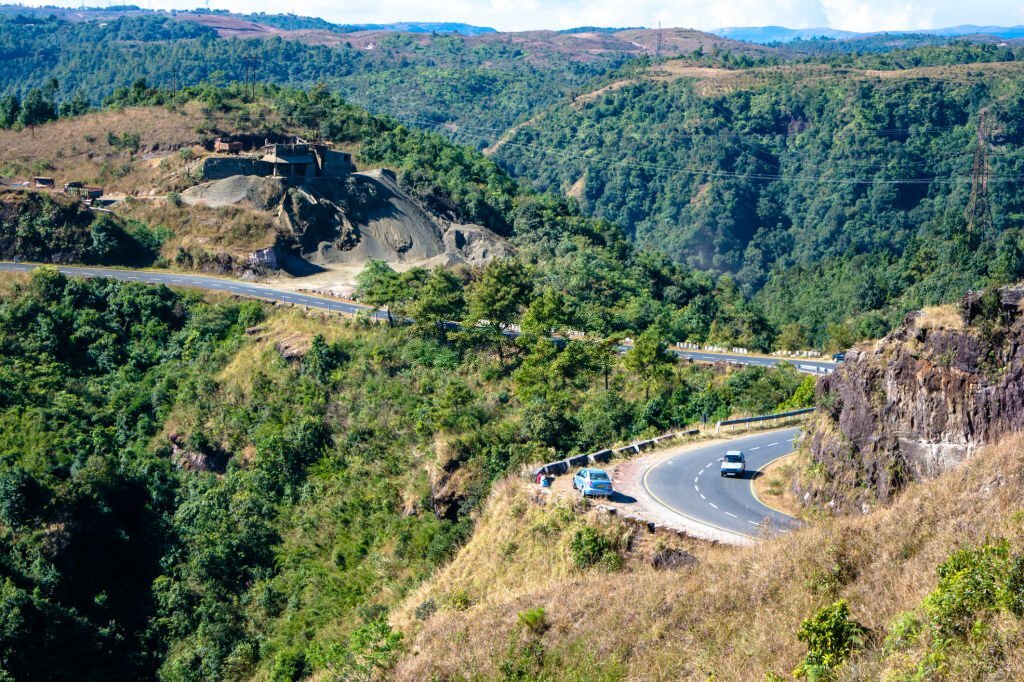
[213,65,1024,186]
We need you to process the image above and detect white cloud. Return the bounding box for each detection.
[820,1,937,32]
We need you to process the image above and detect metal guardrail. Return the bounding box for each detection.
[535,429,701,477]
[715,408,815,434]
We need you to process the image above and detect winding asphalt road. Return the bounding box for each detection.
[0,262,390,321]
[0,262,837,373]
[643,427,802,539]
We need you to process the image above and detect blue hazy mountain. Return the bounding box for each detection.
[716,24,1024,43]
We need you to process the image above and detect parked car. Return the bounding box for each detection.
[720,451,746,477]
[832,352,846,362]
[572,468,614,498]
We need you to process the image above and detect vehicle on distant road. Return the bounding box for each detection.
[572,468,614,498]
[720,451,746,477]
[832,352,846,362]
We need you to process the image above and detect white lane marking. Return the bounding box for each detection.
[779,529,791,533]
[709,503,718,509]
[749,446,760,451]
[748,520,761,526]
[725,512,738,518]
[704,463,711,469]
[694,476,699,483]
[767,442,779,447]
[693,485,699,492]
[700,494,706,500]
[170,279,183,283]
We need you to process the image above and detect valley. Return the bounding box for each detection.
[2,7,1024,682]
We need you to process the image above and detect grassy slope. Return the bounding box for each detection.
[393,435,1024,681]
[0,102,326,260]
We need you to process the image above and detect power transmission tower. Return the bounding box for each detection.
[965,109,993,238]
[655,21,663,62]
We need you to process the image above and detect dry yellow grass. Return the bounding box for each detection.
[393,433,1024,681]
[0,101,285,194]
[752,453,803,518]
[915,304,965,332]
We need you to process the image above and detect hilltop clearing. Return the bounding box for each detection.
[0,92,508,280]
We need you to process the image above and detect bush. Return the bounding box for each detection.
[924,541,1010,640]
[517,606,548,635]
[269,649,307,682]
[794,600,868,680]
[569,526,621,570]
[1004,554,1024,618]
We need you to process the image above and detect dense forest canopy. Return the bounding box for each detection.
[493,64,1024,345]
[0,12,629,149]
[4,13,1024,347]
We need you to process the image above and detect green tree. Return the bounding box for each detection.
[0,93,19,128]
[466,258,533,331]
[17,87,56,128]
[355,260,407,326]
[623,327,675,400]
[407,266,465,340]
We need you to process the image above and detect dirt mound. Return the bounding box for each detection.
[181,175,287,210]
[180,169,510,270]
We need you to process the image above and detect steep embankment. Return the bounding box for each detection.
[392,438,1024,680]
[805,286,1024,511]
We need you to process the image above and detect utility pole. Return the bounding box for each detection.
[965,109,993,238]
[655,21,663,62]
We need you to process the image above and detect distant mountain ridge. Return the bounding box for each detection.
[0,5,495,35]
[717,24,1024,43]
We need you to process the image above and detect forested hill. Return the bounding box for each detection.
[492,58,1024,346]
[0,9,766,150]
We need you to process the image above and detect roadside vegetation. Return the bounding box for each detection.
[0,267,812,680]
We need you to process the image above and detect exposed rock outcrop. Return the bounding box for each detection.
[805,286,1024,511]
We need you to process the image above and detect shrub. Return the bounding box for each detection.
[794,600,868,681]
[414,598,437,621]
[1004,554,1024,618]
[517,606,548,635]
[447,589,472,611]
[883,611,923,653]
[269,649,307,682]
[569,526,621,570]
[924,541,1010,640]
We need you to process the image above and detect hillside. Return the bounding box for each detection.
[391,432,1024,680]
[0,257,816,680]
[491,55,1024,347]
[0,91,509,278]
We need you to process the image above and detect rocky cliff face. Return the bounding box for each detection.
[805,286,1024,510]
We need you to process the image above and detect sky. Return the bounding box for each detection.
[21,0,1024,32]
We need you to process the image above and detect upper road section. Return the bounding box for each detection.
[0,262,838,372]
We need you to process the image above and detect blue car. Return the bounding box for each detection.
[572,468,614,498]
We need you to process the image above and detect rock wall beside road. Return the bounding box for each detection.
[805,285,1024,510]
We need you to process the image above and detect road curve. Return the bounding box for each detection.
[0,262,836,373]
[643,427,802,540]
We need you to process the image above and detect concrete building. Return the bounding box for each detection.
[196,140,355,183]
[259,143,354,179]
